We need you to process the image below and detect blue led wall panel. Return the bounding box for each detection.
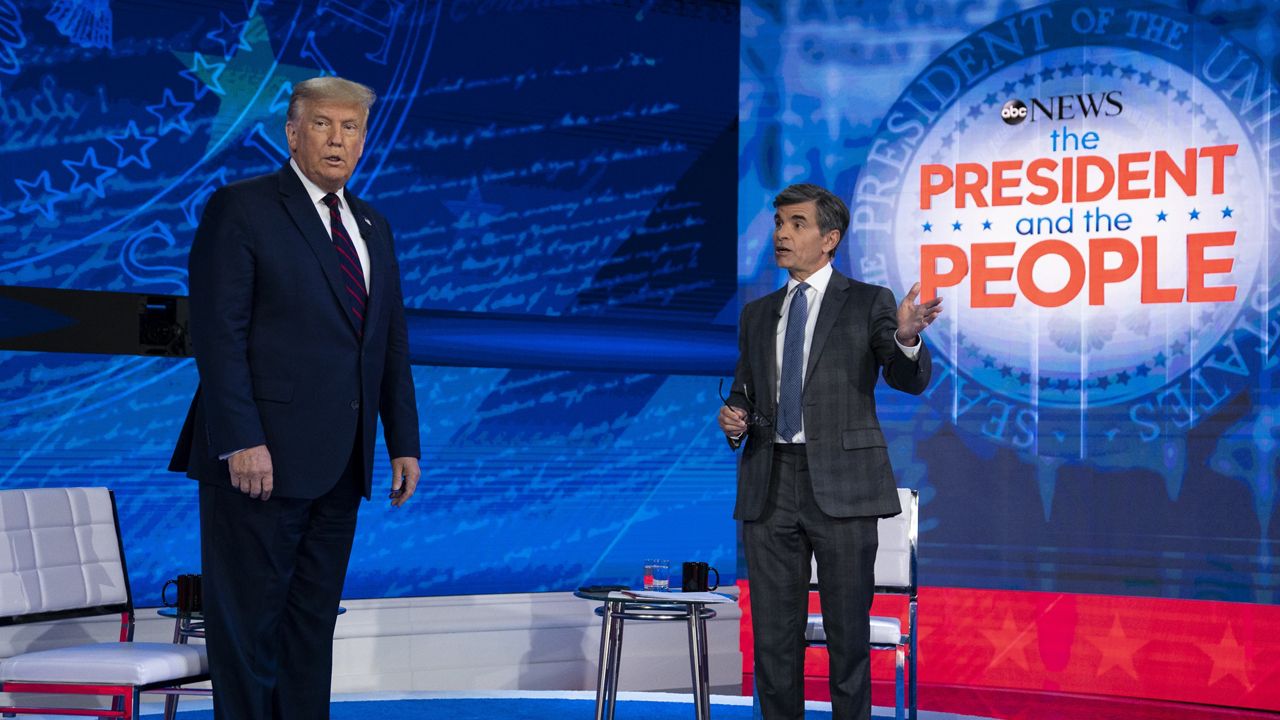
[0,0,738,323]
[0,351,738,601]
[0,0,740,601]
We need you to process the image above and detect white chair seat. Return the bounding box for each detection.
[805,613,902,646]
[0,642,207,685]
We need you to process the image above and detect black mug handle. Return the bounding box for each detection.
[708,567,719,591]
[162,579,179,607]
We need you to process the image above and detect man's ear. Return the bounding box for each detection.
[824,229,841,257]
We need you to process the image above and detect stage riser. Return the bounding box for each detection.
[0,591,743,708]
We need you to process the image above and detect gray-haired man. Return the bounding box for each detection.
[718,184,940,719]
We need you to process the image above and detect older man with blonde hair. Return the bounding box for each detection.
[171,75,422,720]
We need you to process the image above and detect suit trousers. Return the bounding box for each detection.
[744,445,879,720]
[199,441,363,720]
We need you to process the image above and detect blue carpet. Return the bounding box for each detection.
[160,692,984,719]
[173,698,792,719]
[165,695,839,719]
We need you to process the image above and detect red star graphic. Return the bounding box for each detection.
[1086,615,1146,679]
[980,610,1036,672]
[1205,624,1253,690]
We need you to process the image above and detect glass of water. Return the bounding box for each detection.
[644,559,670,590]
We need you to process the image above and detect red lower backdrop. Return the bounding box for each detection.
[737,581,1280,712]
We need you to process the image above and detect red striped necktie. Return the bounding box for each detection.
[321,192,367,334]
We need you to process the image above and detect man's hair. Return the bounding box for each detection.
[286,76,377,123]
[772,183,850,257]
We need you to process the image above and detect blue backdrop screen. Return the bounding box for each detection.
[740,0,1279,604]
[0,350,737,599]
[0,0,740,602]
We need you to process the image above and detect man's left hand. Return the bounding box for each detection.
[389,456,421,507]
[895,281,943,346]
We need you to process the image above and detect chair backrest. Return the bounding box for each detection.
[811,488,918,595]
[0,487,131,625]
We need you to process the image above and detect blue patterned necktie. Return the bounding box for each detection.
[776,282,810,441]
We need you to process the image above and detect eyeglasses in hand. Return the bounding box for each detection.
[718,378,773,429]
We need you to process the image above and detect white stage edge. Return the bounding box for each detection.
[0,590,743,711]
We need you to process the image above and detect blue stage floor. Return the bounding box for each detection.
[151,690,993,719]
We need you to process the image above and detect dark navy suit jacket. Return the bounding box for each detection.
[170,165,420,499]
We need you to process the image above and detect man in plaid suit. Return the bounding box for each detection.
[718,184,940,720]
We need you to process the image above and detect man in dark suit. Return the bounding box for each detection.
[170,76,421,720]
[718,184,940,720]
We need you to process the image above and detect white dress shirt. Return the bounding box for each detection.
[290,158,371,288]
[773,262,920,443]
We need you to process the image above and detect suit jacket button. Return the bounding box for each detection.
[350,399,360,410]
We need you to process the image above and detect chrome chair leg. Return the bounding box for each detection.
[686,608,701,720]
[606,614,625,720]
[909,628,918,720]
[594,602,617,720]
[895,645,905,720]
[687,605,710,720]
[697,609,712,719]
[909,599,918,720]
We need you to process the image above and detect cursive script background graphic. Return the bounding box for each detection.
[0,0,740,601]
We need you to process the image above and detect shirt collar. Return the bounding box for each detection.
[289,158,346,211]
[787,261,833,295]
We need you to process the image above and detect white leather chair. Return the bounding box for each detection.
[751,488,920,720]
[0,487,208,719]
[809,488,919,720]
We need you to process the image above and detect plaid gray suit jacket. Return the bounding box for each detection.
[726,269,931,521]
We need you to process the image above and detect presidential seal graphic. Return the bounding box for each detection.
[851,2,1280,470]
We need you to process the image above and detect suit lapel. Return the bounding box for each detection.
[804,270,850,391]
[760,286,787,414]
[345,192,387,344]
[278,166,362,337]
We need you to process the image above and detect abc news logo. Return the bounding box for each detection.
[1001,91,1123,125]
